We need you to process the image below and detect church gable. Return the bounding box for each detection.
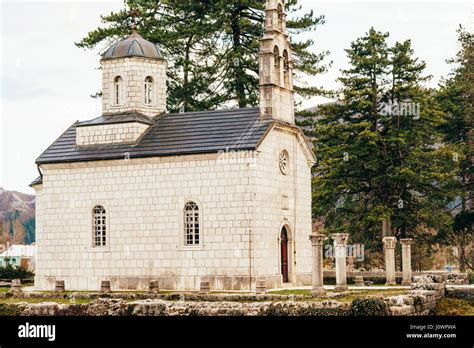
[256,123,316,166]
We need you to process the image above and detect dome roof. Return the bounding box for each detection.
[102,32,163,60]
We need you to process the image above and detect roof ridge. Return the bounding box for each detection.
[128,39,144,56]
[165,107,259,117]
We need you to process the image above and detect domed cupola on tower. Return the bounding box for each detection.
[103,32,164,60]
[100,32,167,117]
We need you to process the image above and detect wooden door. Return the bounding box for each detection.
[281,227,289,283]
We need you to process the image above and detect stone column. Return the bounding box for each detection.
[400,238,413,286]
[309,233,326,296]
[331,233,349,292]
[382,237,397,286]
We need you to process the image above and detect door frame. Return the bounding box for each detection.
[279,222,294,284]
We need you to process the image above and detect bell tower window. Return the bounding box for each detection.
[277,3,284,32]
[113,76,123,106]
[283,50,290,88]
[274,46,281,86]
[144,76,153,105]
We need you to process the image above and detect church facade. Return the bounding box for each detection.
[31,0,316,291]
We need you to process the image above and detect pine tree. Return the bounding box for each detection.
[436,26,473,270]
[312,28,460,257]
[12,219,25,244]
[76,0,328,112]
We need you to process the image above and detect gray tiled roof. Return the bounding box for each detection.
[36,107,272,165]
[30,176,43,187]
[76,112,154,127]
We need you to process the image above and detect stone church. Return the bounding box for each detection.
[31,0,315,291]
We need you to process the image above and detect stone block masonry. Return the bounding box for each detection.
[76,122,150,146]
[12,298,351,316]
[34,127,313,291]
[101,57,167,117]
[445,286,474,300]
[385,274,446,315]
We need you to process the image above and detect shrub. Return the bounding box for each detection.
[0,264,34,281]
[259,303,351,316]
[0,304,21,316]
[468,271,474,285]
[350,298,389,316]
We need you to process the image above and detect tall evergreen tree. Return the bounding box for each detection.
[311,28,460,258]
[436,26,473,270]
[76,0,328,112]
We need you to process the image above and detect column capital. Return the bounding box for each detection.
[400,238,413,247]
[309,233,326,246]
[331,233,349,246]
[382,236,397,249]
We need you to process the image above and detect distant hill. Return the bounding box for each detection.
[0,187,35,244]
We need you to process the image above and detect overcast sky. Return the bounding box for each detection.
[0,0,472,194]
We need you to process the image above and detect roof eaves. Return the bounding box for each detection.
[35,121,79,165]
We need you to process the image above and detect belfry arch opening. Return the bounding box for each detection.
[274,46,281,86]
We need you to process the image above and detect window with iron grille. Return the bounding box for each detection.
[114,76,123,105]
[92,205,107,247]
[144,76,153,105]
[184,202,200,246]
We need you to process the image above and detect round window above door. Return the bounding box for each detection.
[279,150,290,175]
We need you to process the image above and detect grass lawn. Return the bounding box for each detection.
[268,288,409,302]
[434,298,474,316]
[0,287,9,293]
[0,297,94,305]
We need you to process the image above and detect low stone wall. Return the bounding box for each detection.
[3,298,351,316]
[0,292,314,302]
[383,275,446,316]
[323,271,468,285]
[445,273,469,285]
[0,274,454,316]
[0,289,357,303]
[446,286,474,300]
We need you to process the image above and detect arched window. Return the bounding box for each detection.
[92,205,107,247]
[144,76,153,105]
[114,76,123,105]
[283,50,290,88]
[274,46,281,86]
[184,201,200,246]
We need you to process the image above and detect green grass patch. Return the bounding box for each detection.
[268,288,408,302]
[434,298,474,316]
[0,298,95,305]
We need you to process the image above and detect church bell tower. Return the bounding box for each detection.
[259,0,295,123]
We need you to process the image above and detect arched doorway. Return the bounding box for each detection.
[280,226,289,283]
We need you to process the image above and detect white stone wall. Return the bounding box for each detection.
[76,122,150,146]
[34,153,256,291]
[102,57,167,117]
[253,127,313,287]
[34,128,313,291]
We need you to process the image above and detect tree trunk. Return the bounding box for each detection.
[458,245,466,272]
[231,5,247,108]
[182,35,194,112]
